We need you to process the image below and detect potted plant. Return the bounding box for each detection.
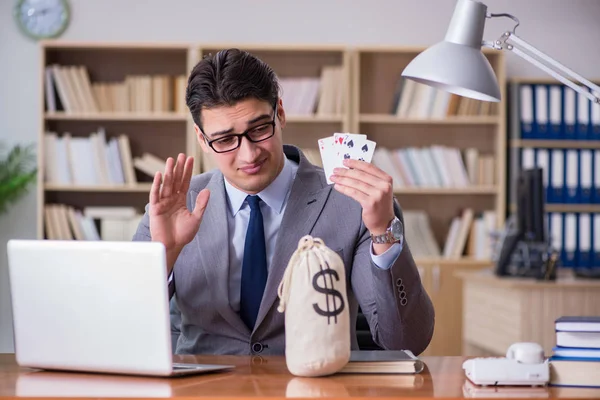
[0,143,37,215]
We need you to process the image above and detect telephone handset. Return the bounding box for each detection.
[462,342,549,386]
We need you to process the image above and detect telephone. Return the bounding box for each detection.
[462,342,549,386]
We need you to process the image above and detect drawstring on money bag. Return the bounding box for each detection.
[276,234,350,377]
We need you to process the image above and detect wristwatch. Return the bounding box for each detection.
[371,216,404,244]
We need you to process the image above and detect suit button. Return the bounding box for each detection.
[251,342,264,354]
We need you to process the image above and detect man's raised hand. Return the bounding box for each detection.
[149,153,210,270]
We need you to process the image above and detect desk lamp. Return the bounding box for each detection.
[402,0,600,104]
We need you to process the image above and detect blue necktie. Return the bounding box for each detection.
[240,195,268,330]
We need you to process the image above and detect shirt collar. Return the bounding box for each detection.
[224,156,297,216]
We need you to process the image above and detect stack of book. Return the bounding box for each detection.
[549,316,600,387]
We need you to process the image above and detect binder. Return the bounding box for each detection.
[563,87,577,140]
[563,213,577,268]
[550,149,565,203]
[520,85,534,139]
[535,149,550,203]
[521,147,535,170]
[592,92,600,140]
[549,212,563,258]
[534,85,549,139]
[594,214,600,268]
[548,85,563,140]
[577,89,591,141]
[594,150,600,203]
[580,149,593,204]
[565,150,578,203]
[578,213,591,269]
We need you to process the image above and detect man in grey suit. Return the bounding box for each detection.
[133,48,434,356]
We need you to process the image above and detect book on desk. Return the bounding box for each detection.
[338,350,424,374]
[550,316,600,388]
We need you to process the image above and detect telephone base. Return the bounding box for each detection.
[462,358,549,387]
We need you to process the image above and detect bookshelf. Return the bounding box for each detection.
[507,77,600,271]
[38,42,200,240]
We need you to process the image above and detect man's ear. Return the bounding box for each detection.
[194,124,209,153]
[277,97,286,129]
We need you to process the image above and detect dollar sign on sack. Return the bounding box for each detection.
[312,262,345,324]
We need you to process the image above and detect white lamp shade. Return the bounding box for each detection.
[401,41,501,102]
[401,0,501,102]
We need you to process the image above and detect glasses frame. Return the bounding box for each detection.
[201,103,278,154]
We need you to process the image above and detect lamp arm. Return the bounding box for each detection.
[494,31,600,104]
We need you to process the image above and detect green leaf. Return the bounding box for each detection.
[0,143,37,214]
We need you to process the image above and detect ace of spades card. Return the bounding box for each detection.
[318,133,376,184]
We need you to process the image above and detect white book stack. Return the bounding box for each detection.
[43,205,142,241]
[279,77,321,115]
[442,208,497,259]
[316,66,345,116]
[44,64,187,114]
[370,146,495,189]
[43,129,165,187]
[392,79,495,118]
[403,210,441,258]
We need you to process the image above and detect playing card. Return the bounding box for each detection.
[333,133,366,158]
[318,136,337,185]
[318,133,377,185]
[336,138,376,165]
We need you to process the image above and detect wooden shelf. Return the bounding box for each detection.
[359,114,499,125]
[509,203,600,213]
[44,112,188,121]
[44,184,153,192]
[394,186,498,195]
[511,139,600,149]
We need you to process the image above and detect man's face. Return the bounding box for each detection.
[196,97,286,195]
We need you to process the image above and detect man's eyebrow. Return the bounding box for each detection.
[247,113,272,124]
[207,113,272,138]
[208,128,234,138]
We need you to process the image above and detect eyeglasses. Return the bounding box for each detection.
[202,104,277,154]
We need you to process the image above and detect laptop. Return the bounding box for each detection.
[6,239,235,377]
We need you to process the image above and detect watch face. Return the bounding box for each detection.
[15,0,70,40]
[390,218,404,240]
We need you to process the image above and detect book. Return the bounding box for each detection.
[556,331,600,349]
[338,350,424,374]
[555,316,600,332]
[550,356,600,388]
[552,346,600,359]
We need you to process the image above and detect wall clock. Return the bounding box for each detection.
[14,0,70,40]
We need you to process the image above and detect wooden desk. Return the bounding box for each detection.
[1,354,599,399]
[456,269,600,357]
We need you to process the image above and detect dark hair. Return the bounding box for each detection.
[186,48,280,131]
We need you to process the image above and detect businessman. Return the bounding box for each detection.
[133,48,434,356]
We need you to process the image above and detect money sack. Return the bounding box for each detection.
[277,235,350,377]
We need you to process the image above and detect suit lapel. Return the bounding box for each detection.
[192,172,250,337]
[254,149,332,330]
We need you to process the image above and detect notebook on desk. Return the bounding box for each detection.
[338,350,424,374]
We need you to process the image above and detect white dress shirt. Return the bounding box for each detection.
[222,157,403,313]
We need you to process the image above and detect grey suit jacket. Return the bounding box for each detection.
[133,145,434,356]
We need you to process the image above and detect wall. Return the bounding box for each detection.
[1,0,599,353]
